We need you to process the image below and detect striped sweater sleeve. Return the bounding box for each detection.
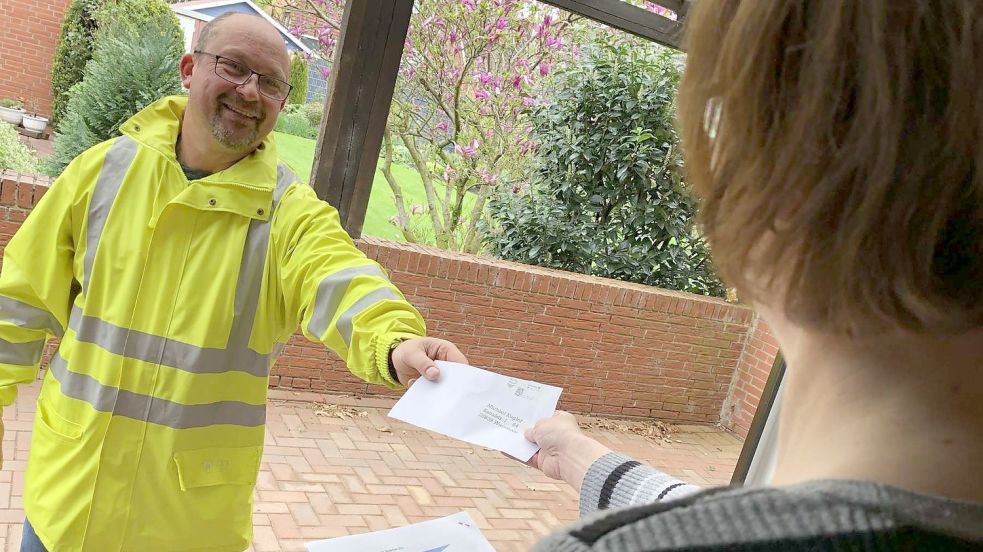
[579,452,702,516]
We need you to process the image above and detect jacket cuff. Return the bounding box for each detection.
[374,334,417,390]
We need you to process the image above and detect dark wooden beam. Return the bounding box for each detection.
[310,0,415,238]
[731,352,787,485]
[538,0,685,50]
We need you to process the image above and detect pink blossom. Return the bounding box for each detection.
[319,67,332,78]
[479,171,499,184]
[449,30,458,43]
[474,89,490,100]
[437,120,449,133]
[495,17,507,31]
[522,96,536,107]
[539,62,550,77]
[546,36,563,49]
[455,139,479,158]
[644,2,677,20]
[477,72,494,86]
[461,0,477,11]
[510,74,523,89]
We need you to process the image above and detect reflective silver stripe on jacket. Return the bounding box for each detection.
[83,137,138,295]
[0,337,45,366]
[68,305,271,377]
[0,296,63,337]
[53,153,296,428]
[306,264,390,340]
[69,158,294,378]
[49,352,266,429]
[335,288,401,347]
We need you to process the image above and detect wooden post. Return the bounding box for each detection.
[731,353,787,485]
[310,0,415,238]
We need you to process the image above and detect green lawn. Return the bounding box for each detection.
[274,132,459,241]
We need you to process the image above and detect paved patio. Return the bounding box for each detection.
[0,378,742,551]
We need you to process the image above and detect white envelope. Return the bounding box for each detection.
[388,361,562,462]
[305,511,496,552]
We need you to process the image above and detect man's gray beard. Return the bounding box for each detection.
[210,111,261,151]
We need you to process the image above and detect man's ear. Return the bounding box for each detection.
[179,53,196,90]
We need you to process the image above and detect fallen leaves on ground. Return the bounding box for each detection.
[312,402,367,420]
[579,417,676,444]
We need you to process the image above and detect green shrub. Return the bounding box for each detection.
[0,123,39,173]
[274,109,317,140]
[51,0,183,129]
[0,98,24,109]
[50,0,105,127]
[302,101,323,128]
[485,39,725,297]
[47,12,184,176]
[287,54,309,105]
[95,0,184,47]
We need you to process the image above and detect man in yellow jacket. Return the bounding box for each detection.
[0,12,466,552]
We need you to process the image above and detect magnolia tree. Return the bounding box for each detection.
[279,0,576,251]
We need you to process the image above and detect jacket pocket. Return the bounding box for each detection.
[173,446,262,491]
[36,397,83,441]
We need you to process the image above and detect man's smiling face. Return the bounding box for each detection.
[183,14,290,154]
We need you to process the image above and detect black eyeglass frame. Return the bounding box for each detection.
[193,50,294,101]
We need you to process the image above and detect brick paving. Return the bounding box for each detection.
[0,379,742,551]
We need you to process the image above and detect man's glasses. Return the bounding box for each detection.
[194,50,293,101]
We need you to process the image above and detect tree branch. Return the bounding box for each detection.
[382,128,418,242]
[400,133,446,242]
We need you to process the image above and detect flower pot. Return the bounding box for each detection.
[22,114,48,133]
[0,106,24,126]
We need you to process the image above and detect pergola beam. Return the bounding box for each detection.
[538,0,686,50]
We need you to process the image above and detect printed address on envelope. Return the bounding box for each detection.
[388,361,562,462]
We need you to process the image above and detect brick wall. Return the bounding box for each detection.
[0,0,71,117]
[0,171,779,426]
[281,238,756,423]
[720,318,780,437]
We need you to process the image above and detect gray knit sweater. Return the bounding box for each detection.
[532,453,983,551]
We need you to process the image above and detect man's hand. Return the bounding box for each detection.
[390,337,468,387]
[523,411,612,492]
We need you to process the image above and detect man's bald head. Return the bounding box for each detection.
[195,12,290,78]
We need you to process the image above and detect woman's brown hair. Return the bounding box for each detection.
[678,0,983,334]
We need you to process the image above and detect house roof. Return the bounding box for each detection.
[170,0,312,55]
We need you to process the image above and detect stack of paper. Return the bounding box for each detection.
[305,512,496,552]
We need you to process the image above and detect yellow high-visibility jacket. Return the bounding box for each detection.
[0,96,425,551]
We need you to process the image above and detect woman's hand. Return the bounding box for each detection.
[524,411,612,493]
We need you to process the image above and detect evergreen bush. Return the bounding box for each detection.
[302,101,323,128]
[287,54,309,105]
[274,108,317,140]
[485,40,725,297]
[47,10,184,175]
[50,0,104,127]
[0,123,39,173]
